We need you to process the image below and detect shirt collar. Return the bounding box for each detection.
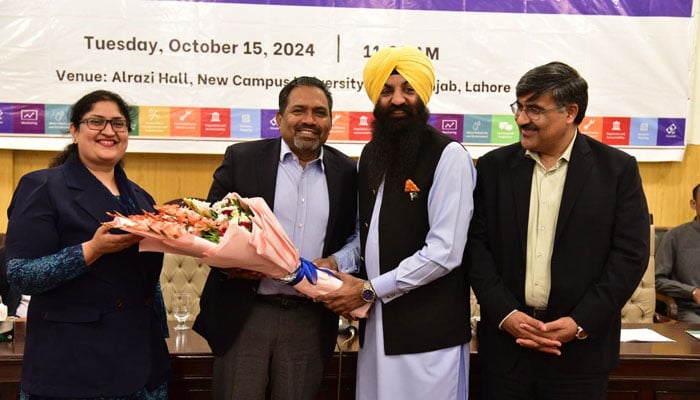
[525,131,577,167]
[279,139,325,171]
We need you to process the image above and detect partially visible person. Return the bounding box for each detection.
[655,183,700,322]
[193,76,358,400]
[5,90,170,399]
[467,61,649,399]
[318,46,476,400]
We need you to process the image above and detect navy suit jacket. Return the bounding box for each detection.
[467,133,649,374]
[5,154,169,397]
[193,138,357,357]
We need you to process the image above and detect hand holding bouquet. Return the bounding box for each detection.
[106,193,369,318]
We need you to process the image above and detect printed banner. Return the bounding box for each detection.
[0,0,696,160]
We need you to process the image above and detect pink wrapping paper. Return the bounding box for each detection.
[108,193,369,318]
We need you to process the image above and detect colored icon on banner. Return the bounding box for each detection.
[349,112,373,141]
[170,107,201,137]
[329,111,349,140]
[463,115,491,143]
[431,113,463,142]
[13,104,44,134]
[201,108,230,138]
[629,118,658,146]
[260,109,279,139]
[138,106,170,136]
[602,117,630,145]
[231,109,261,139]
[491,115,518,144]
[44,104,71,134]
[129,106,139,136]
[0,104,14,133]
[579,117,602,141]
[657,118,685,146]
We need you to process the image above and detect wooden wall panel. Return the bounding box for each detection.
[1,145,699,232]
[639,145,700,228]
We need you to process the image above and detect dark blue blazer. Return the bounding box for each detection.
[193,138,358,358]
[5,154,169,397]
[467,133,650,374]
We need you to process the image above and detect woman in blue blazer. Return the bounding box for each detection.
[5,90,170,399]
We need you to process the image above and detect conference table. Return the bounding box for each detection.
[0,321,699,399]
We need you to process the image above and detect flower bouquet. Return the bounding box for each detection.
[105,193,369,318]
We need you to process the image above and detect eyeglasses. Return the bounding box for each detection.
[509,101,565,121]
[79,117,129,132]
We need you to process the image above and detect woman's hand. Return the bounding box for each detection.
[82,225,143,266]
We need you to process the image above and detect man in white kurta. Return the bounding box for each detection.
[319,46,476,400]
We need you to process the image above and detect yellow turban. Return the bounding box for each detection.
[363,46,435,106]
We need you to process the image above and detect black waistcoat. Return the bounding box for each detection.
[358,126,471,355]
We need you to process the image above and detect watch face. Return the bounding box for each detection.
[361,289,375,302]
[576,327,588,340]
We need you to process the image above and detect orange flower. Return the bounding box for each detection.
[404,179,420,201]
[404,179,420,193]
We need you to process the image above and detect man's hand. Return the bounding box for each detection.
[536,316,579,343]
[313,256,339,271]
[316,271,368,320]
[501,311,563,355]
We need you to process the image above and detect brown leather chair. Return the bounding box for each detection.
[621,223,657,323]
[160,253,210,321]
[158,198,211,321]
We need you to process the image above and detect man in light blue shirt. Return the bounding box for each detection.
[193,76,359,400]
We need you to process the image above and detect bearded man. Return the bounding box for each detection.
[319,46,477,400]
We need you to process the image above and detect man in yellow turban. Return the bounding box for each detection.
[318,46,476,399]
[363,46,435,106]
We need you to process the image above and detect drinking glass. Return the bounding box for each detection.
[172,292,192,331]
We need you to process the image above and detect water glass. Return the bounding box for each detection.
[172,292,192,331]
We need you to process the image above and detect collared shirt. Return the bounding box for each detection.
[257,140,329,296]
[523,133,576,308]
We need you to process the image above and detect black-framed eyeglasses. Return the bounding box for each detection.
[79,117,129,132]
[509,101,565,121]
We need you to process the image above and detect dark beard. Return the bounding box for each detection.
[364,101,429,192]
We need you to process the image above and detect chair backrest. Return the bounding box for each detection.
[160,253,210,321]
[621,224,656,323]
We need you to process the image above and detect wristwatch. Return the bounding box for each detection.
[361,280,376,303]
[575,325,589,340]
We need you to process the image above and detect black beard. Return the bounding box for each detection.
[364,101,429,192]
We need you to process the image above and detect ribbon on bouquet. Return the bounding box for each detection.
[276,257,339,286]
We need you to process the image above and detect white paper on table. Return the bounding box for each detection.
[620,328,675,342]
